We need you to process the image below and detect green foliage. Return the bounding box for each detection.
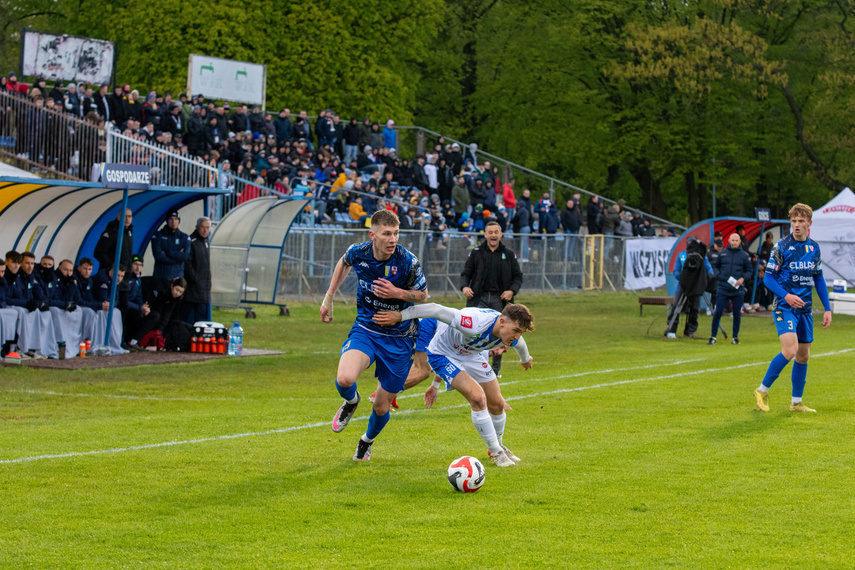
[7,0,855,222]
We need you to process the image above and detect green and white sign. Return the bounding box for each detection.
[187,54,267,108]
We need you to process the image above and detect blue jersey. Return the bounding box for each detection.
[766,234,823,314]
[344,241,426,337]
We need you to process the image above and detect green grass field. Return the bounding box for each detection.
[2,293,853,568]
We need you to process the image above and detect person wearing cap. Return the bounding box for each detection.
[94,208,134,272]
[616,211,634,238]
[151,211,191,281]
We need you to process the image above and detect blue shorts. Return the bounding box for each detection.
[415,318,437,353]
[341,325,415,393]
[773,308,813,343]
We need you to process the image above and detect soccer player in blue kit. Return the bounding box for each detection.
[754,203,832,413]
[321,209,428,461]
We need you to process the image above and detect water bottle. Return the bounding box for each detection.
[228,321,243,356]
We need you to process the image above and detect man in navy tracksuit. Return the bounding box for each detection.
[708,233,753,345]
[151,211,191,282]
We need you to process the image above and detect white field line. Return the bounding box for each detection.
[4,358,708,403]
[1,349,850,466]
[5,390,320,403]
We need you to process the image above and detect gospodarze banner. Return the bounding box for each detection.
[187,54,266,107]
[21,30,115,85]
[624,237,678,290]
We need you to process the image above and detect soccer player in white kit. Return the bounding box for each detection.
[375,303,534,467]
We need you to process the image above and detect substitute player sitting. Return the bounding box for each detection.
[374,303,534,467]
[753,203,832,413]
[321,209,428,462]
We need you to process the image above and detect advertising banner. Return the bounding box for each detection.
[21,30,115,85]
[624,237,678,290]
[187,54,266,107]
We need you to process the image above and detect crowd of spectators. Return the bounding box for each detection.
[2,73,671,244]
[0,208,212,359]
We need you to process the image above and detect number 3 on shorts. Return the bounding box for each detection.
[788,321,794,330]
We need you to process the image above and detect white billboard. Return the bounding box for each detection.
[186,54,266,108]
[624,237,678,290]
[20,30,116,85]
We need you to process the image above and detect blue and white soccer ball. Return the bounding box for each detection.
[447,456,486,493]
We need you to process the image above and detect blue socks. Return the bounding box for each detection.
[365,410,390,440]
[762,353,791,388]
[791,361,808,398]
[335,379,358,403]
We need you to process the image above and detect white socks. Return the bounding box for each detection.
[757,385,769,393]
[471,409,501,454]
[490,412,506,444]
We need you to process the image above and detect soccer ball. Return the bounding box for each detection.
[447,456,486,493]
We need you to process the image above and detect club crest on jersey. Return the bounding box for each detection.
[807,245,814,252]
[461,316,473,329]
[482,362,489,368]
[385,266,398,277]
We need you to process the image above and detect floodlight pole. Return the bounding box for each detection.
[104,186,130,349]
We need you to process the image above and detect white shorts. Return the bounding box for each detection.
[427,349,496,389]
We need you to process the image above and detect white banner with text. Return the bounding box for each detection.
[624,237,678,290]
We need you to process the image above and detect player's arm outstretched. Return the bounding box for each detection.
[373,302,458,327]
[321,256,352,323]
[372,277,429,304]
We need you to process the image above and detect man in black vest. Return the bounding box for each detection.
[460,221,524,376]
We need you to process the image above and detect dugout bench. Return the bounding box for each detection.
[638,296,675,316]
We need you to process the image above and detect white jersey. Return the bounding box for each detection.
[427,307,517,359]
[399,303,530,364]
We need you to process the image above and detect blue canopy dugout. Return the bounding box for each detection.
[0,176,228,269]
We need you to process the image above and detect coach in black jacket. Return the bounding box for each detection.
[708,233,753,345]
[460,220,524,375]
[94,209,134,272]
[182,217,212,324]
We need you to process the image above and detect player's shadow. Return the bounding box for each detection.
[703,412,788,441]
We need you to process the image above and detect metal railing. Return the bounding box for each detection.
[394,125,686,230]
[104,129,284,221]
[0,90,104,180]
[273,228,644,304]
